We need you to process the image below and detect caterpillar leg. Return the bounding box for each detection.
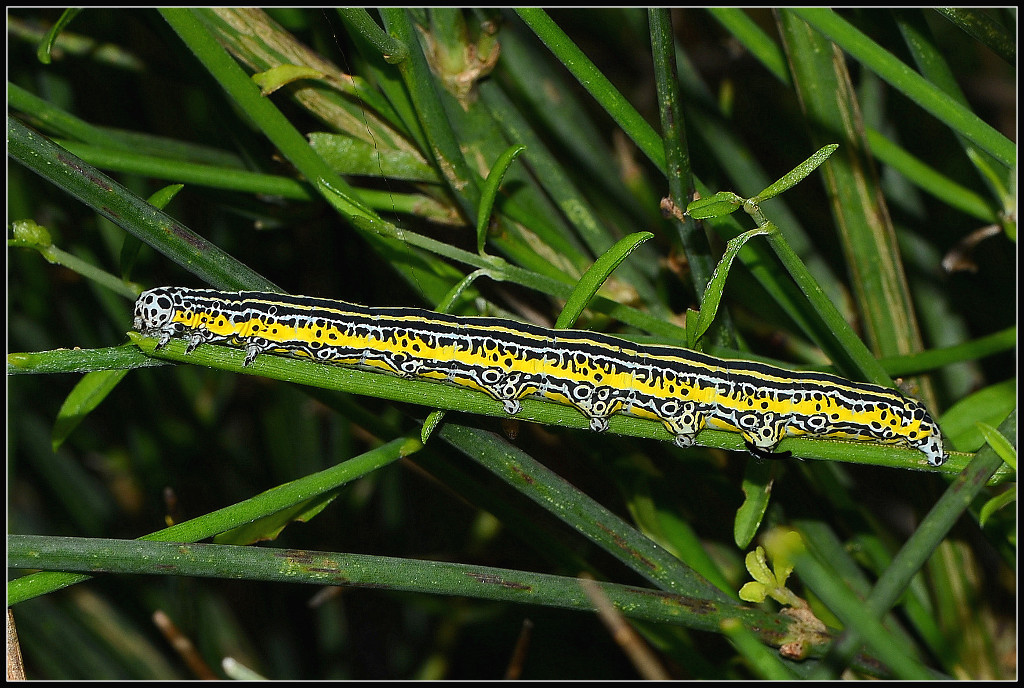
[244,341,270,366]
[479,370,539,418]
[653,400,705,450]
[185,330,210,354]
[672,434,696,449]
[738,412,791,460]
[563,381,622,435]
[744,440,793,461]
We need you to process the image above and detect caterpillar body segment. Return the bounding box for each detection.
[133,287,948,466]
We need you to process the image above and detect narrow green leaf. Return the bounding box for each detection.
[8,437,411,605]
[793,8,1015,168]
[686,191,743,220]
[975,421,1017,471]
[420,410,447,444]
[477,144,527,255]
[251,63,324,95]
[555,231,653,329]
[515,8,666,172]
[8,116,279,292]
[147,183,185,210]
[692,226,773,347]
[215,491,340,545]
[36,8,81,64]
[52,369,129,451]
[939,379,1016,453]
[337,8,409,64]
[934,8,1015,64]
[7,345,164,375]
[978,488,1016,527]
[309,132,437,181]
[751,143,838,204]
[734,460,774,548]
[122,184,184,280]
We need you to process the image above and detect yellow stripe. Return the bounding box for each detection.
[132,286,947,466]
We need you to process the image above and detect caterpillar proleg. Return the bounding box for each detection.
[133,287,947,466]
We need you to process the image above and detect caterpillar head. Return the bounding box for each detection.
[133,287,178,335]
[904,398,947,467]
[919,431,947,467]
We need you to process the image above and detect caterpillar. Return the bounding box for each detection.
[133,287,947,466]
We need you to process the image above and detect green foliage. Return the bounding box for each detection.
[8,8,1015,680]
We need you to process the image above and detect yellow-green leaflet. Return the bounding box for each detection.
[133,287,947,466]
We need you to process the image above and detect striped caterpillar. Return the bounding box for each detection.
[133,287,947,466]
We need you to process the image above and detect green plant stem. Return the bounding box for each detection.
[7,533,794,644]
[438,423,730,601]
[763,220,892,386]
[8,81,128,149]
[7,345,164,376]
[379,9,482,219]
[934,8,1014,64]
[337,8,409,63]
[7,437,411,605]
[809,412,1013,677]
[7,116,278,292]
[515,8,666,172]
[877,327,1015,377]
[161,8,376,223]
[791,8,1014,168]
[776,11,914,383]
[53,140,314,200]
[347,212,687,339]
[649,9,719,311]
